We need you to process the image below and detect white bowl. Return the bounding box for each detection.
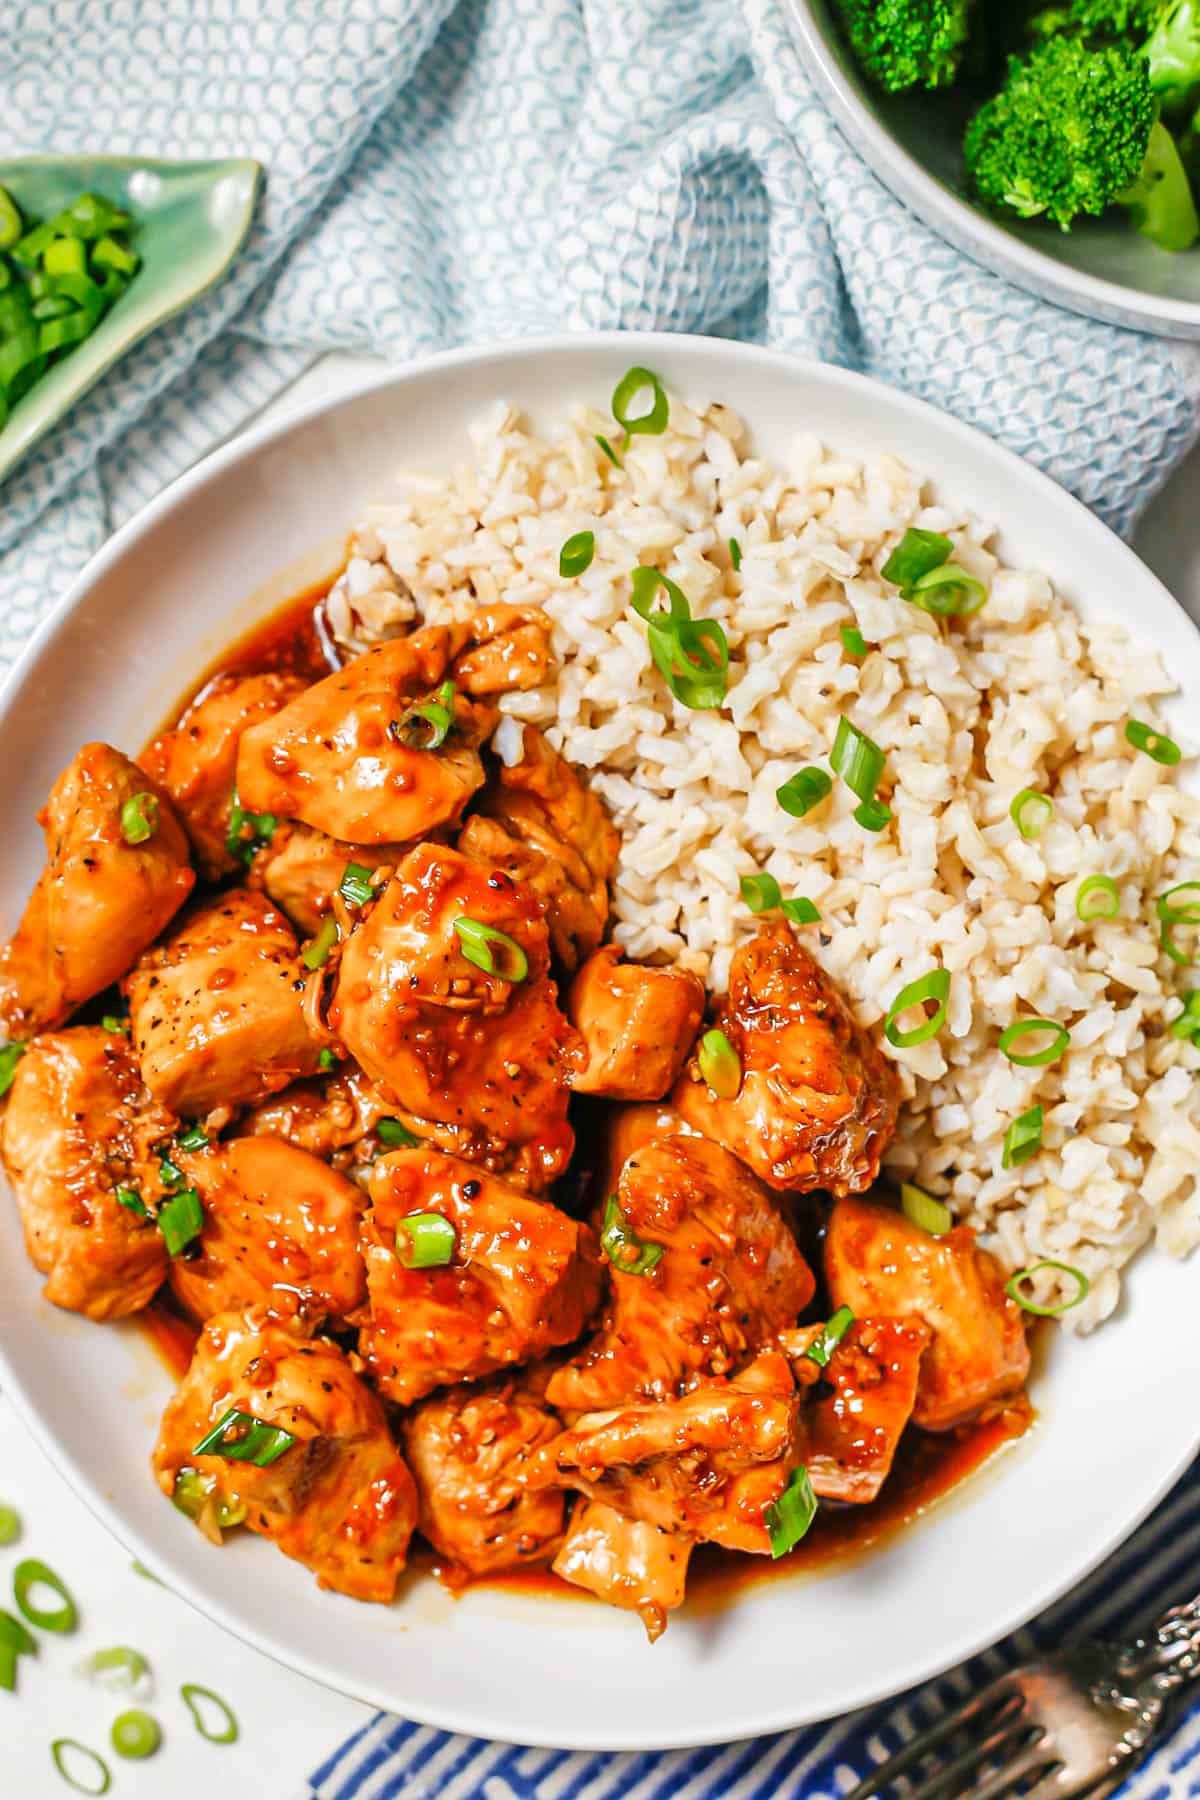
[786,0,1200,338]
[1,334,1198,1751]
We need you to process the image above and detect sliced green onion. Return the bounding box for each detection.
[630,565,690,625]
[595,433,623,469]
[831,716,886,802]
[453,916,529,983]
[881,528,952,589]
[110,1711,160,1760]
[1005,1260,1090,1318]
[100,1013,129,1034]
[394,1212,457,1270]
[729,537,742,571]
[884,968,951,1049]
[853,796,892,832]
[226,788,275,865]
[1002,1104,1043,1169]
[600,1194,664,1278]
[176,1124,209,1152]
[51,1741,111,1796]
[907,563,988,617]
[119,791,158,845]
[777,767,832,819]
[840,625,867,658]
[114,1186,149,1220]
[394,679,457,751]
[0,1609,36,1658]
[698,1027,741,1100]
[1169,991,1200,1041]
[171,1471,246,1531]
[781,897,821,924]
[647,614,730,710]
[14,1558,78,1632]
[559,531,595,578]
[79,1646,149,1688]
[0,1040,25,1096]
[0,1503,21,1546]
[1010,789,1053,841]
[611,366,668,440]
[157,1187,204,1257]
[900,1183,953,1235]
[318,1048,337,1072]
[764,1465,818,1559]
[192,1408,297,1468]
[1158,883,1200,924]
[130,1562,163,1585]
[740,872,783,913]
[998,1019,1070,1068]
[0,1644,14,1693]
[181,1683,239,1745]
[1125,719,1181,765]
[302,916,339,970]
[339,862,375,908]
[1076,875,1120,921]
[803,1306,855,1369]
[377,1117,421,1148]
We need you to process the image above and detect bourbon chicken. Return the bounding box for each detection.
[0,562,1038,1641]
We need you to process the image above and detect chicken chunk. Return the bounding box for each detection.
[331,843,579,1190]
[673,922,900,1194]
[359,1148,602,1406]
[248,821,411,936]
[825,1196,1030,1431]
[169,1137,365,1324]
[237,1063,397,1157]
[154,1308,417,1602]
[568,946,704,1100]
[1,1026,173,1320]
[402,1375,565,1578]
[451,607,553,695]
[782,1316,930,1504]
[0,744,194,1036]
[140,671,306,879]
[553,1498,692,1643]
[538,1351,803,1555]
[547,1133,814,1413]
[125,888,320,1116]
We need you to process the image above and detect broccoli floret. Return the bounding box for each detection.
[1025,0,1163,42]
[1117,115,1200,243]
[832,0,974,92]
[1144,1,1200,112]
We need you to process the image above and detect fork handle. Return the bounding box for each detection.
[1112,1592,1200,1695]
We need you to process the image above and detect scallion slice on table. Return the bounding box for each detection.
[338,862,375,908]
[302,916,339,970]
[763,1466,818,1559]
[610,365,669,441]
[840,625,867,658]
[119,791,158,845]
[181,1682,239,1745]
[157,1187,204,1256]
[192,1407,297,1468]
[0,1502,21,1545]
[0,1040,25,1095]
[1125,719,1181,765]
[453,916,529,982]
[998,1019,1070,1067]
[0,1608,36,1688]
[394,1212,457,1270]
[559,530,595,578]
[884,968,951,1048]
[1002,1104,1044,1169]
[226,788,275,864]
[1075,875,1120,921]
[600,1194,664,1277]
[698,1027,741,1099]
[900,1183,953,1235]
[1005,1260,1090,1317]
[803,1306,855,1368]
[14,1558,78,1632]
[51,1741,111,1796]
[79,1645,149,1688]
[110,1711,160,1761]
[776,767,832,819]
[1010,788,1053,840]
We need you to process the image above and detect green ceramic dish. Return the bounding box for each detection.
[0,155,261,484]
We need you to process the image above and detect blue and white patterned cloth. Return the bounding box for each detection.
[5,2,1200,1793]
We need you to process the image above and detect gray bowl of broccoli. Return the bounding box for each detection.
[786,0,1200,336]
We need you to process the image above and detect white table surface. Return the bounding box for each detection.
[4,348,1200,1800]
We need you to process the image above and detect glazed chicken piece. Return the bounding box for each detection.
[537,1350,803,1556]
[673,921,900,1194]
[169,1136,366,1324]
[238,1063,398,1157]
[568,946,704,1100]
[140,671,306,879]
[547,1133,814,1413]
[782,1315,931,1504]
[1,1026,173,1320]
[553,1498,692,1643]
[825,1196,1030,1431]
[236,608,550,845]
[247,821,411,936]
[125,888,320,1116]
[402,1374,566,1578]
[0,744,194,1036]
[331,842,580,1191]
[360,1148,601,1406]
[154,1307,417,1602]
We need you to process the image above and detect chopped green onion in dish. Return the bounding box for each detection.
[1125,719,1181,765]
[831,716,886,802]
[377,1116,421,1148]
[175,1124,209,1152]
[853,796,893,832]
[884,968,951,1048]
[610,366,669,441]
[302,916,339,970]
[0,1040,24,1096]
[338,862,375,908]
[79,1645,149,1689]
[840,625,867,658]
[119,791,158,845]
[100,1013,128,1034]
[781,896,821,924]
[181,1683,239,1745]
[906,562,988,617]
[14,1558,78,1632]
[157,1187,204,1257]
[1169,990,1200,1041]
[110,1711,161,1761]
[880,528,952,589]
[729,537,742,570]
[559,530,595,578]
[802,1305,855,1369]
[998,1019,1070,1067]
[51,1740,111,1796]
[1158,882,1200,923]
[394,1212,457,1270]
[159,1152,184,1186]
[0,1502,21,1546]
[900,1183,953,1235]
[600,1194,664,1278]
[1010,788,1053,840]
[647,614,730,710]
[171,1470,245,1531]
[1002,1105,1044,1170]
[697,1027,741,1099]
[630,566,690,625]
[394,679,457,751]
[595,433,623,469]
[1075,875,1120,921]
[192,1407,297,1468]
[318,1047,337,1072]
[740,872,783,913]
[777,767,833,819]
[453,916,529,982]
[1005,1260,1090,1317]
[115,1185,149,1220]
[225,788,275,865]
[763,1465,818,1559]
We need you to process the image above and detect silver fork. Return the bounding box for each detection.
[846,1591,1200,1800]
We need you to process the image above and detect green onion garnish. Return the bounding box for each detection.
[853,796,892,832]
[0,1609,36,1693]
[51,1741,111,1796]
[119,791,158,846]
[1010,788,1053,841]
[181,1683,239,1745]
[1125,719,1181,765]
[14,1558,78,1632]
[394,678,457,751]
[884,968,951,1048]
[192,1407,297,1468]
[697,1027,741,1099]
[1157,882,1200,923]
[377,1116,421,1148]
[176,1124,209,1152]
[729,537,742,571]
[559,530,595,578]
[1075,875,1120,921]
[611,365,669,440]
[453,916,529,982]
[998,1019,1070,1067]
[630,566,690,624]
[1169,990,1200,1041]
[906,563,988,617]
[158,1154,183,1185]
[302,916,339,970]
[110,1712,160,1761]
[0,1503,21,1546]
[79,1646,149,1688]
[0,1040,26,1096]
[782,896,820,924]
[740,872,783,913]
[763,1465,818,1559]
[1005,1259,1090,1317]
[840,625,867,658]
[600,1194,665,1278]
[647,614,730,711]
[900,1183,953,1235]
[157,1187,204,1257]
[339,862,375,908]
[881,528,953,589]
[803,1306,855,1369]
[226,788,276,865]
[777,767,832,819]
[831,716,886,802]
[100,1013,128,1034]
[1002,1104,1043,1169]
[595,433,623,468]
[394,1212,457,1269]
[171,1471,245,1530]
[318,1047,337,1072]
[114,1186,149,1220]
[1161,919,1199,966]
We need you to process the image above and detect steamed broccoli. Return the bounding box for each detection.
[831,0,973,91]
[1025,0,1164,42]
